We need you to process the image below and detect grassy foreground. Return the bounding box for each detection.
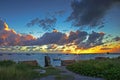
[67,57,120,80]
[0,60,41,80]
[0,60,73,80]
[0,60,61,80]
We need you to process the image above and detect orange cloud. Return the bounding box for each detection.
[0,21,36,46]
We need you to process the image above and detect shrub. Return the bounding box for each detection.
[67,58,120,80]
[0,60,15,67]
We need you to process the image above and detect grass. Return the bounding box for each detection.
[0,60,62,80]
[0,60,41,80]
[66,57,120,80]
[0,60,15,67]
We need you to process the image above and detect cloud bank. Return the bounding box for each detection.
[67,0,120,29]
[34,30,105,49]
[0,20,106,49]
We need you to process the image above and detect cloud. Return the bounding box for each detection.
[54,10,65,16]
[88,31,105,44]
[0,20,106,50]
[47,44,57,49]
[78,31,105,49]
[0,20,36,46]
[27,18,39,27]
[35,30,67,45]
[113,36,120,41]
[34,30,105,49]
[34,30,88,46]
[67,0,120,29]
[27,17,57,30]
[100,47,112,50]
[68,30,88,44]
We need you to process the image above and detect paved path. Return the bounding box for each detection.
[40,75,55,80]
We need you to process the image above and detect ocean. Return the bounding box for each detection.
[0,53,120,67]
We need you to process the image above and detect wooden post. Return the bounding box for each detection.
[45,56,51,67]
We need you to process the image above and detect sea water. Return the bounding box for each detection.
[0,53,120,67]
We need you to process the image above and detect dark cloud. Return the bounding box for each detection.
[27,18,39,27]
[34,30,88,46]
[39,17,57,30]
[78,31,105,49]
[34,30,104,49]
[113,36,120,41]
[67,0,120,29]
[27,17,57,30]
[35,31,67,45]
[68,30,88,44]
[87,31,105,44]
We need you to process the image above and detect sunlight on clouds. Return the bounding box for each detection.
[4,22,10,31]
[0,42,119,53]
[40,45,48,53]
[0,21,119,54]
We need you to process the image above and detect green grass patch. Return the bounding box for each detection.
[0,60,41,80]
[67,57,120,80]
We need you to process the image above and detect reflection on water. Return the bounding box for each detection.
[0,53,120,67]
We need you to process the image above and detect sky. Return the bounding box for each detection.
[0,0,120,54]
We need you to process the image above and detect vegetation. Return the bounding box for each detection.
[0,60,61,80]
[0,60,41,80]
[67,57,120,80]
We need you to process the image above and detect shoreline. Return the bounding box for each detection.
[0,52,120,54]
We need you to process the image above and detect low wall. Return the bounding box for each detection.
[61,60,75,66]
[18,60,38,66]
